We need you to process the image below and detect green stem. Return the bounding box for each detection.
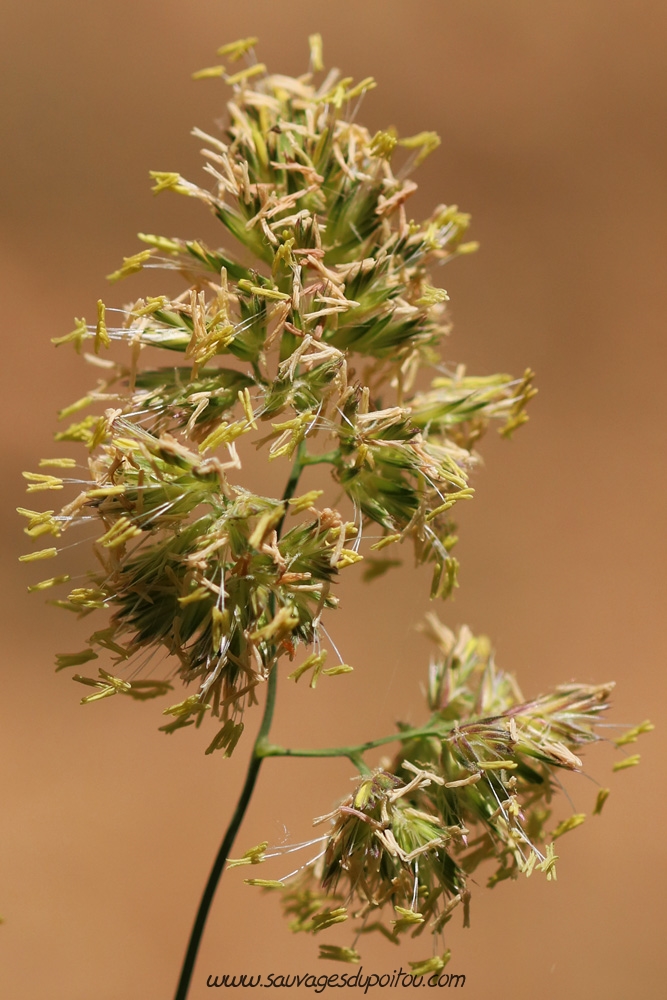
[257,724,450,767]
[173,673,276,1000]
[275,440,308,536]
[173,446,305,1000]
[301,449,339,467]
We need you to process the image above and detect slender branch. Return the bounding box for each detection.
[275,440,308,536]
[257,724,452,766]
[173,446,305,1000]
[300,450,339,467]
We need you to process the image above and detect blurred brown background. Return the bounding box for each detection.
[1,1,665,997]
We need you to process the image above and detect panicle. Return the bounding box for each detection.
[22,34,647,971]
[23,38,535,755]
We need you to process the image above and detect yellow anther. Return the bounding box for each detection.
[19,547,58,562]
[38,458,77,468]
[226,64,266,86]
[106,249,153,282]
[95,299,110,353]
[370,533,401,551]
[217,37,258,61]
[57,396,92,419]
[308,33,324,72]
[97,516,141,548]
[192,65,225,80]
[51,317,88,352]
[28,575,70,593]
[399,131,441,166]
[288,490,324,514]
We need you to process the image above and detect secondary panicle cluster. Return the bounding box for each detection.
[248,620,642,963]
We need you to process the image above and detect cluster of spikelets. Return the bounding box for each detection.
[19,35,535,751]
[237,617,651,967]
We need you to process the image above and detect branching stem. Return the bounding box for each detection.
[257,724,453,770]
